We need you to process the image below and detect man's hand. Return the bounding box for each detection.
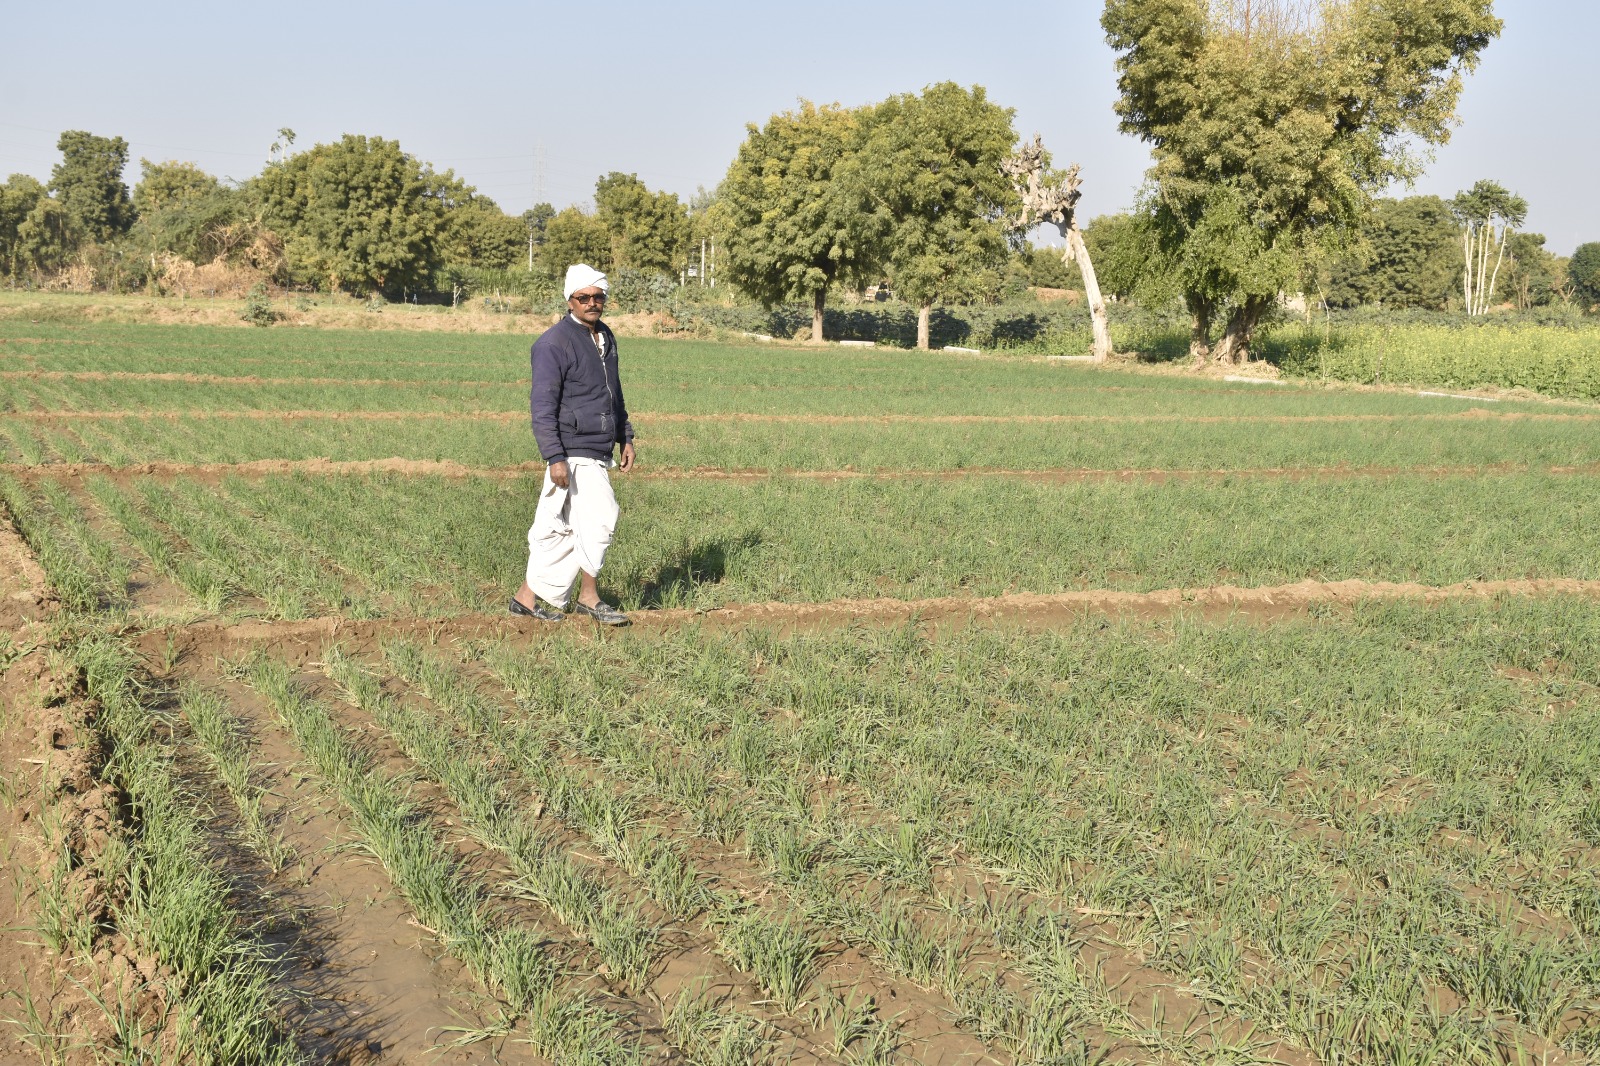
[619,442,636,473]
[548,460,570,489]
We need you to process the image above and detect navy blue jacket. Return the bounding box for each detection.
[529,315,634,463]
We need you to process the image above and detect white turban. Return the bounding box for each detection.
[563,264,609,300]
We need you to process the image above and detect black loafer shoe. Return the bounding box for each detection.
[509,597,564,621]
[572,600,629,626]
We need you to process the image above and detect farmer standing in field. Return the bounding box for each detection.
[509,263,636,625]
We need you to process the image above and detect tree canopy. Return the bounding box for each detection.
[1327,196,1458,310]
[854,83,1019,349]
[1103,0,1502,360]
[49,131,134,244]
[1571,243,1600,310]
[716,101,878,342]
[594,172,692,276]
[255,134,458,296]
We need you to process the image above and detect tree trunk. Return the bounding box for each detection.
[1462,226,1475,316]
[1484,227,1509,314]
[811,290,825,344]
[1066,224,1111,362]
[917,301,931,351]
[1213,295,1271,364]
[1188,296,1212,366]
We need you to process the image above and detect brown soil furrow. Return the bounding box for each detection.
[6,408,1597,425]
[1,369,521,388]
[138,577,1600,663]
[9,458,1600,485]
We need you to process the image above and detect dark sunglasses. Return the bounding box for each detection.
[571,292,607,305]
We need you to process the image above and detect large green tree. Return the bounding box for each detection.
[130,159,244,266]
[855,83,1019,350]
[1081,213,1156,301]
[439,193,527,271]
[717,101,877,342]
[0,174,48,278]
[1570,243,1600,310]
[594,172,692,276]
[541,206,612,277]
[1327,196,1458,310]
[49,130,134,245]
[1103,0,1502,362]
[254,134,454,296]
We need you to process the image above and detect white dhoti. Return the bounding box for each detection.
[525,457,619,609]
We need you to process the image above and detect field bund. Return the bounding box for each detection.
[1,320,1598,1065]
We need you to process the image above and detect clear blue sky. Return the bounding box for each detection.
[2,0,1593,253]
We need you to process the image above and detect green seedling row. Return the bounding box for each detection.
[241,654,642,1065]
[85,469,1600,617]
[2,319,1579,414]
[11,408,1600,476]
[379,639,876,1055]
[476,613,1600,1062]
[0,473,125,613]
[85,476,234,612]
[320,647,664,992]
[449,639,1164,1062]
[75,634,301,1065]
[177,687,294,871]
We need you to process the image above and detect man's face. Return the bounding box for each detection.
[568,286,606,326]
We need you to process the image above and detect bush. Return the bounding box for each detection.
[240,284,278,327]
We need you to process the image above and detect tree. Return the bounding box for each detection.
[254,134,452,296]
[0,175,47,279]
[15,197,80,278]
[717,101,878,343]
[1004,136,1113,360]
[594,172,692,277]
[1326,196,1457,309]
[1103,0,1502,362]
[1081,213,1156,301]
[1452,180,1526,315]
[521,203,555,271]
[1571,242,1600,310]
[1501,232,1561,310]
[130,159,244,265]
[439,194,527,271]
[1015,242,1077,290]
[50,131,134,245]
[541,207,611,277]
[855,83,1019,350]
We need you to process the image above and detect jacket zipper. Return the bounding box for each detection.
[593,330,616,435]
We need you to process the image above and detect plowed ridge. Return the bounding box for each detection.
[8,457,1600,484]
[150,577,1600,651]
[7,408,1596,424]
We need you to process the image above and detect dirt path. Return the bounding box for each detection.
[8,457,1600,485]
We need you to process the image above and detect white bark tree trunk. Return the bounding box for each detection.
[1484,228,1509,314]
[1066,224,1111,362]
[917,301,931,351]
[811,290,825,344]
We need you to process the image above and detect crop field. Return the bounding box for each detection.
[1,318,1599,1065]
